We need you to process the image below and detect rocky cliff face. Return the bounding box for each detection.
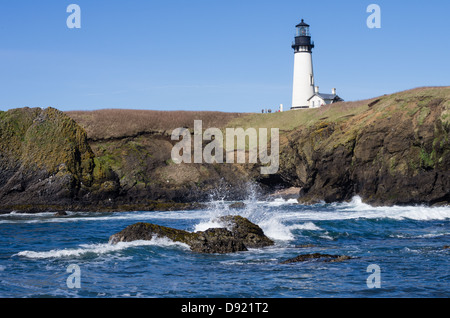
[84,131,260,205]
[278,87,450,206]
[0,107,121,212]
[0,108,259,212]
[0,87,449,212]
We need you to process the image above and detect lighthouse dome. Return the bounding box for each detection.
[296,19,310,28]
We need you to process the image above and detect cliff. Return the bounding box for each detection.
[275,87,450,206]
[0,86,449,212]
[0,108,258,212]
[0,107,120,212]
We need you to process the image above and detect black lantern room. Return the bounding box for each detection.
[292,19,315,53]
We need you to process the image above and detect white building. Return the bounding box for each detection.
[308,87,344,108]
[291,20,343,110]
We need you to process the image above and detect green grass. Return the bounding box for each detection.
[420,148,435,168]
[227,87,449,133]
[226,99,370,133]
[220,87,450,153]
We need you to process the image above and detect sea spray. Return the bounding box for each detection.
[195,182,308,242]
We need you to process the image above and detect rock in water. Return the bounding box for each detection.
[109,215,273,254]
[109,222,193,245]
[189,228,247,254]
[217,215,274,248]
[280,253,352,264]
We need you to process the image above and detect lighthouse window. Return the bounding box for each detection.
[296,26,310,36]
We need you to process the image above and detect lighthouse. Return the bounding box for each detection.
[291,19,315,109]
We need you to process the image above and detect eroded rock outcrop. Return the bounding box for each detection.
[0,107,120,213]
[109,215,274,254]
[278,87,450,206]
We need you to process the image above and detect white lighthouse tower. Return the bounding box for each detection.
[291,19,315,109]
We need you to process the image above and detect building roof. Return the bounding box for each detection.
[307,93,344,102]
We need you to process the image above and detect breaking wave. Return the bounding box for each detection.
[15,238,189,259]
[194,193,450,243]
[332,196,450,221]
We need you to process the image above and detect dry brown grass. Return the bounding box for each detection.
[66,109,248,140]
[66,87,450,141]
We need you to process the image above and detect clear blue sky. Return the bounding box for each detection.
[0,0,449,112]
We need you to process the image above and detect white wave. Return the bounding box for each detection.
[4,211,56,217]
[319,234,334,240]
[416,232,450,238]
[388,208,450,221]
[277,196,450,222]
[345,195,372,209]
[265,198,298,207]
[0,211,59,224]
[193,219,226,232]
[334,196,450,220]
[261,221,324,242]
[15,238,189,259]
[0,210,209,224]
[259,218,294,241]
[391,232,450,239]
[287,222,322,231]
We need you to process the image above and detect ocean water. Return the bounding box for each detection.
[0,195,449,298]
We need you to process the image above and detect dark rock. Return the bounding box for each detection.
[109,222,192,245]
[217,215,274,248]
[54,211,68,216]
[280,253,352,264]
[189,228,247,254]
[109,215,272,254]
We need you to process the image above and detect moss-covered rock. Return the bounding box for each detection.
[0,107,119,212]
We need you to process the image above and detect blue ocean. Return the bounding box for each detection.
[0,195,448,298]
